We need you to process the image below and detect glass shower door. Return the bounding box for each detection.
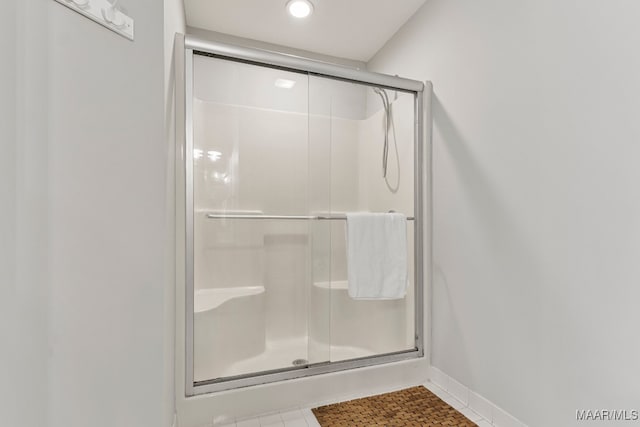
[308,75,417,363]
[187,47,422,393]
[191,54,331,383]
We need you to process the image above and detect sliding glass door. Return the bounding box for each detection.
[182,41,425,394]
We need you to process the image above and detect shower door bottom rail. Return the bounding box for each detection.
[192,348,422,395]
[205,213,416,221]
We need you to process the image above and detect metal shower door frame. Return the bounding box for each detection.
[181,34,426,396]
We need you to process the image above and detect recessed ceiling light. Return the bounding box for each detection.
[287,0,314,19]
[275,78,297,89]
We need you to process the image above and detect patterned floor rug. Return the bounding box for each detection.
[312,385,477,426]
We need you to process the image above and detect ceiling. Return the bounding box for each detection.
[184,0,427,62]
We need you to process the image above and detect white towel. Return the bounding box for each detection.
[346,212,408,300]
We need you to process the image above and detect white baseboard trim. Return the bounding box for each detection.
[428,366,528,427]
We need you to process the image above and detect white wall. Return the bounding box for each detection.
[48,0,169,425]
[0,0,17,294]
[0,9,19,423]
[2,0,180,425]
[369,1,640,426]
[1,1,50,426]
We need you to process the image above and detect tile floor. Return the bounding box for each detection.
[215,381,493,427]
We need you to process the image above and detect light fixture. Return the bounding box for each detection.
[287,0,313,18]
[275,78,296,89]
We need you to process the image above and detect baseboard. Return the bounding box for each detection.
[429,366,528,427]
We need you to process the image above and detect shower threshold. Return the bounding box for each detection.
[201,337,375,381]
[193,346,420,395]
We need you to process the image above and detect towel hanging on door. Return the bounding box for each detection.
[346,212,408,300]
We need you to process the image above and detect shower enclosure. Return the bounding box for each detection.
[179,35,425,395]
